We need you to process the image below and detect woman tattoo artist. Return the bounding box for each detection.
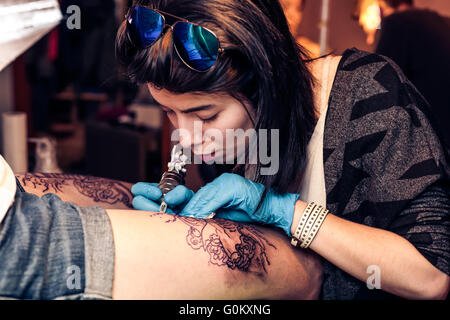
[121,0,450,299]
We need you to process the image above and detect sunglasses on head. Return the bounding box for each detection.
[125,5,226,72]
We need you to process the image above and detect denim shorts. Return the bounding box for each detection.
[0,190,115,300]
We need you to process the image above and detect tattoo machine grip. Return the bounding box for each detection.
[158,171,185,212]
[158,145,187,213]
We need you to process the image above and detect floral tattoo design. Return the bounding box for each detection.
[17,173,133,208]
[150,213,276,274]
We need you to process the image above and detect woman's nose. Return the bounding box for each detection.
[177,118,203,150]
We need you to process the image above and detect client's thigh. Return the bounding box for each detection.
[108,210,323,300]
[0,189,322,300]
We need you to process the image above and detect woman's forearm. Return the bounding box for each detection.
[291,201,449,299]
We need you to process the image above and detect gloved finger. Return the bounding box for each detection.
[164,185,194,207]
[214,210,255,223]
[132,195,174,213]
[131,182,162,201]
[179,184,233,218]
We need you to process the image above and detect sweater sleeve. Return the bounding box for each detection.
[388,180,449,276]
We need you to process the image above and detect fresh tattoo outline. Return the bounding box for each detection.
[149,212,276,274]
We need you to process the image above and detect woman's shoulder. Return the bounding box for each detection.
[327,48,441,143]
[336,48,408,84]
[330,47,422,121]
[323,49,450,230]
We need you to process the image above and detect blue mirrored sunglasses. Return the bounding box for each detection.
[126,6,224,72]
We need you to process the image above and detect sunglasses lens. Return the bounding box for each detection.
[128,6,164,47]
[173,22,219,71]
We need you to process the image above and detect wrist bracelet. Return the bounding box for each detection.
[298,204,322,244]
[290,202,316,247]
[290,202,329,249]
[300,207,329,249]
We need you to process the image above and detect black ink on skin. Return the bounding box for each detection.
[150,213,276,274]
[18,173,133,208]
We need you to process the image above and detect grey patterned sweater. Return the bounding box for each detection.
[321,48,450,300]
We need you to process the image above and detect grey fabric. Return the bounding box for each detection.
[0,192,114,300]
[389,181,449,276]
[321,48,450,300]
[77,206,115,299]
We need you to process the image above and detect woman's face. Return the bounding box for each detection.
[148,84,255,163]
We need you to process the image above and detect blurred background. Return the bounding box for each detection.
[0,0,449,189]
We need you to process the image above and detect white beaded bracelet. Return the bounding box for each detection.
[290,202,316,247]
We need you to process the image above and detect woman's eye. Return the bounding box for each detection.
[201,114,218,123]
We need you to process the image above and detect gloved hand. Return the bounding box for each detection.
[131,182,194,214]
[179,173,299,237]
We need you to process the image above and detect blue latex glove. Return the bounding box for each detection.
[131,182,194,213]
[179,173,299,237]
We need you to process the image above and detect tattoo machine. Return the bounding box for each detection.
[158,145,188,213]
[158,145,216,219]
